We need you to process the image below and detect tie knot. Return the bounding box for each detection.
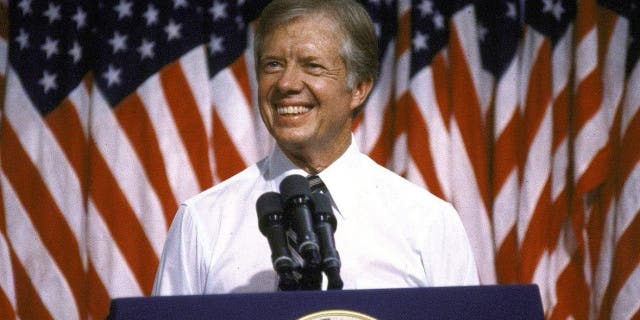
[307,175,328,194]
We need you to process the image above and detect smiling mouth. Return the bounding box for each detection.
[277,105,312,115]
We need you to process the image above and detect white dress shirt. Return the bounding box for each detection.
[152,138,478,295]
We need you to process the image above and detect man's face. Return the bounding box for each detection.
[257,16,370,160]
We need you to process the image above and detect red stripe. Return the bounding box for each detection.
[0,286,15,320]
[548,252,590,320]
[367,98,395,166]
[618,111,640,191]
[431,54,450,129]
[521,40,552,159]
[598,210,640,320]
[114,93,178,228]
[230,55,254,108]
[495,228,519,283]
[493,113,520,192]
[404,93,445,199]
[88,140,159,295]
[160,61,213,191]
[11,248,53,319]
[212,109,246,181]
[45,98,89,200]
[449,24,490,209]
[519,181,551,282]
[1,118,86,318]
[87,262,111,320]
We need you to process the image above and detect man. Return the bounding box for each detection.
[152,0,478,295]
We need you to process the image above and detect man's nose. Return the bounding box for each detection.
[276,65,304,93]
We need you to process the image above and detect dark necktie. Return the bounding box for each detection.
[307,175,328,194]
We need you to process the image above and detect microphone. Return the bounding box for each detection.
[279,175,321,267]
[311,192,343,290]
[256,192,298,291]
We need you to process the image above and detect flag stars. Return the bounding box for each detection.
[41,36,59,59]
[164,19,183,41]
[542,0,564,21]
[143,4,160,26]
[39,70,58,93]
[432,12,445,30]
[173,0,188,9]
[413,31,429,51]
[109,31,128,54]
[114,0,133,20]
[103,64,122,87]
[418,0,434,16]
[209,1,228,22]
[208,34,224,56]
[72,7,88,30]
[15,29,30,50]
[68,41,82,63]
[18,0,32,15]
[505,2,517,20]
[43,3,62,24]
[138,38,155,60]
[477,25,488,42]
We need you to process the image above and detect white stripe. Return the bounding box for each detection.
[410,67,450,199]
[1,172,78,320]
[0,36,7,75]
[210,68,261,164]
[621,63,640,137]
[552,25,572,97]
[390,132,408,176]
[518,106,552,243]
[591,201,616,319]
[494,58,519,136]
[546,221,574,313]
[532,250,551,313]
[551,139,568,200]
[602,18,629,126]
[616,162,640,242]
[451,5,493,116]
[493,171,518,246]
[450,122,496,284]
[4,68,86,254]
[244,31,275,159]
[137,72,200,204]
[355,41,395,154]
[89,89,166,255]
[573,106,610,181]
[518,30,544,114]
[67,78,91,136]
[574,28,598,85]
[87,200,144,298]
[0,231,16,311]
[395,49,410,102]
[611,263,640,320]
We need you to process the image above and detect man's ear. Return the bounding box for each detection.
[349,79,374,111]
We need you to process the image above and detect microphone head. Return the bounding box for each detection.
[311,193,337,231]
[256,192,285,234]
[279,174,311,203]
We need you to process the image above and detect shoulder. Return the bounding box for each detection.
[182,159,266,217]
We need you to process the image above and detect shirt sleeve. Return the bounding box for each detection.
[424,203,480,286]
[152,204,209,295]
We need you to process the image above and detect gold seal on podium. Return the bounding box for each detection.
[297,309,377,320]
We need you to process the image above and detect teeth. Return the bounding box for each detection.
[277,105,311,115]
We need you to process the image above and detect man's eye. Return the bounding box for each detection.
[262,61,282,72]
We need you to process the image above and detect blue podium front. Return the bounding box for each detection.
[108,285,543,319]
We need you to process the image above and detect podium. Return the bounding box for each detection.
[108,285,543,319]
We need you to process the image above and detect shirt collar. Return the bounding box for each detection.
[263,135,363,219]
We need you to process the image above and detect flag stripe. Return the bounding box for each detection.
[160,60,214,191]
[0,119,85,317]
[114,93,177,228]
[88,142,158,295]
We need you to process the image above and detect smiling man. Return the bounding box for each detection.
[152,0,478,295]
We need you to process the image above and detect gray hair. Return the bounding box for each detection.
[254,0,379,89]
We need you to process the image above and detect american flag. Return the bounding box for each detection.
[1,0,639,319]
